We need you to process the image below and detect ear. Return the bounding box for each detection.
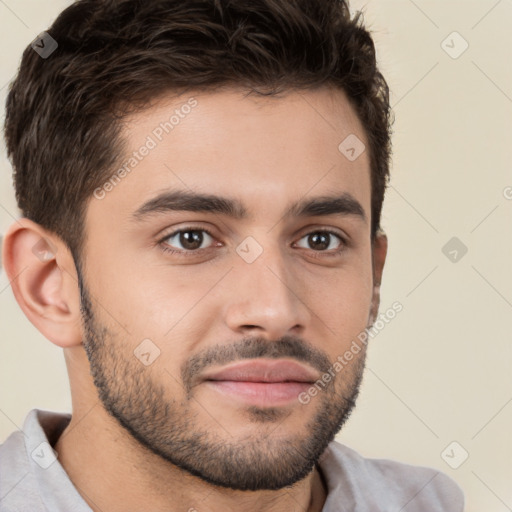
[369,230,388,325]
[2,218,83,348]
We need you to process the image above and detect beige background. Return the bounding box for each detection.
[1,1,511,511]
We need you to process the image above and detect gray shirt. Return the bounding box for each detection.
[0,409,464,511]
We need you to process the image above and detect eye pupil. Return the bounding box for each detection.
[180,230,203,250]
[309,232,330,250]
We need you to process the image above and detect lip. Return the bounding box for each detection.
[205,380,312,406]
[201,359,319,384]
[201,359,319,407]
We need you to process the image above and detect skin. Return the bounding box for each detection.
[2,85,387,512]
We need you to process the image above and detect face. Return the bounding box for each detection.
[78,86,382,491]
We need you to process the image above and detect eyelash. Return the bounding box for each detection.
[157,226,348,258]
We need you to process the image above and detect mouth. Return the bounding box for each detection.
[201,359,318,406]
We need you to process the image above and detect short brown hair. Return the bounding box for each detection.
[4,0,393,267]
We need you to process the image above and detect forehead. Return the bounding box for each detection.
[88,86,371,227]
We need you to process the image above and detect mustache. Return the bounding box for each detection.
[181,335,333,395]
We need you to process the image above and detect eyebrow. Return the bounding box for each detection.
[131,189,367,224]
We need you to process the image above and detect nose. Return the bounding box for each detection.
[222,241,312,341]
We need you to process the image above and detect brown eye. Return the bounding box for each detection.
[161,228,215,252]
[295,230,345,252]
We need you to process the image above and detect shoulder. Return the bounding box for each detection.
[0,417,45,511]
[319,440,465,512]
[0,408,73,512]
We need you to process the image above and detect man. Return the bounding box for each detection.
[0,0,464,510]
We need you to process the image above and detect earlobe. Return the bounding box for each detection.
[369,231,388,325]
[2,218,83,348]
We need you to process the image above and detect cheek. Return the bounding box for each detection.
[293,260,374,364]
[313,270,373,331]
[105,270,218,374]
[299,244,374,316]
[86,240,208,329]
